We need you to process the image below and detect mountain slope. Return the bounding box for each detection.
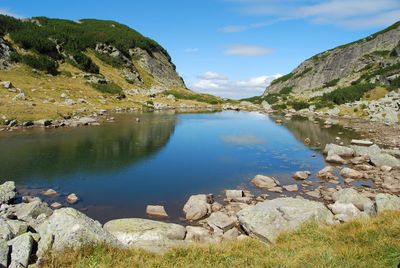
[0,15,221,122]
[264,21,400,96]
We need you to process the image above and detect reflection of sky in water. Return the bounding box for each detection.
[0,111,359,223]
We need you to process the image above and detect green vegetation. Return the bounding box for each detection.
[42,211,400,268]
[94,52,126,68]
[91,82,123,95]
[324,78,340,88]
[270,73,294,85]
[289,100,310,110]
[280,86,293,95]
[272,103,287,110]
[0,14,171,74]
[69,51,99,73]
[318,83,376,105]
[15,54,59,74]
[165,89,222,105]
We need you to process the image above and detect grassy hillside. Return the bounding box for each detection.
[42,211,400,268]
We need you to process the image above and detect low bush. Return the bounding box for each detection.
[69,51,99,73]
[91,82,123,94]
[94,52,125,68]
[20,54,58,74]
[320,83,375,105]
[165,89,222,105]
[324,78,339,87]
[289,100,310,110]
[280,86,293,95]
[272,103,287,110]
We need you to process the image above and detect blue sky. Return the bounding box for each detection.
[1,0,400,99]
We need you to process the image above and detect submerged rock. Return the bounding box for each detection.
[237,197,334,243]
[339,168,364,180]
[292,171,311,180]
[251,175,280,189]
[146,205,168,218]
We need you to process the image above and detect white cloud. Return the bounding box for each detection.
[224,0,400,29]
[184,48,200,53]
[190,71,281,99]
[0,8,21,18]
[224,45,274,56]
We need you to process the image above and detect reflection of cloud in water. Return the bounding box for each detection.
[222,134,265,145]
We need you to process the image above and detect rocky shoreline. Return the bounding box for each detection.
[1,136,400,267]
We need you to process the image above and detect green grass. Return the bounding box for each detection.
[42,211,400,268]
[165,89,223,105]
[91,82,123,94]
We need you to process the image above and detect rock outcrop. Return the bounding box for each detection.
[264,21,400,95]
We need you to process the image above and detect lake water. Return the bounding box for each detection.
[0,111,359,223]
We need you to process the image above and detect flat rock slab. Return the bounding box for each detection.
[351,139,374,146]
[206,212,236,232]
[237,197,334,243]
[103,218,186,251]
[146,205,168,218]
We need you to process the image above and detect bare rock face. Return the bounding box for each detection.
[264,22,400,95]
[0,38,13,70]
[129,47,185,89]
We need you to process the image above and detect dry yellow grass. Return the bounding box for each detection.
[42,211,400,268]
[363,86,389,101]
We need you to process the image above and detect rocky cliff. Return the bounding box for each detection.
[264,21,400,95]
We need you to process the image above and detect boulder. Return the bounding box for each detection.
[13,200,52,221]
[0,239,8,267]
[206,212,236,232]
[328,202,362,222]
[50,202,62,209]
[146,205,168,218]
[370,153,400,168]
[237,198,334,243]
[225,190,244,199]
[350,155,370,165]
[222,228,240,241]
[332,188,375,216]
[7,232,33,268]
[66,193,79,204]
[326,154,347,164]
[251,175,280,189]
[292,171,311,180]
[103,218,186,252]
[41,189,58,197]
[185,226,212,243]
[34,119,52,127]
[317,166,336,180]
[0,181,16,204]
[183,194,210,221]
[38,208,119,252]
[283,184,298,192]
[6,220,28,237]
[324,144,354,157]
[351,144,381,157]
[375,193,400,213]
[339,168,364,179]
[0,218,13,241]
[382,176,400,193]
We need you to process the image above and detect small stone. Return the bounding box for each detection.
[42,189,58,197]
[326,154,347,164]
[340,168,364,179]
[351,139,374,146]
[66,193,79,204]
[225,190,243,199]
[283,184,298,192]
[50,202,62,209]
[292,171,311,180]
[146,205,168,218]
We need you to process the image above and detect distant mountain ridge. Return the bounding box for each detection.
[264,21,400,96]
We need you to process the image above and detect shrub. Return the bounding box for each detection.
[21,54,58,74]
[289,100,310,111]
[165,89,222,105]
[272,103,287,110]
[271,73,294,85]
[94,52,125,68]
[69,51,99,73]
[280,86,293,95]
[320,83,375,105]
[324,78,339,87]
[91,82,122,94]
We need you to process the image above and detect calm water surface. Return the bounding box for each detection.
[0,111,359,223]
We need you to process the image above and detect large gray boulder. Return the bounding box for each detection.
[13,200,53,222]
[324,144,354,157]
[37,208,119,252]
[0,218,13,241]
[237,198,334,243]
[0,181,16,204]
[332,188,375,216]
[375,193,400,213]
[0,238,8,267]
[103,218,186,253]
[7,232,33,268]
[183,194,210,221]
[370,153,400,168]
[351,144,381,156]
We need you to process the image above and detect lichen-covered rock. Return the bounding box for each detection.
[328,202,363,222]
[0,238,8,267]
[7,232,33,268]
[237,197,334,243]
[103,218,186,252]
[13,200,52,221]
[0,218,13,241]
[206,212,236,232]
[0,181,16,204]
[185,226,213,243]
[370,153,400,168]
[332,188,375,216]
[38,208,119,252]
[375,193,400,213]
